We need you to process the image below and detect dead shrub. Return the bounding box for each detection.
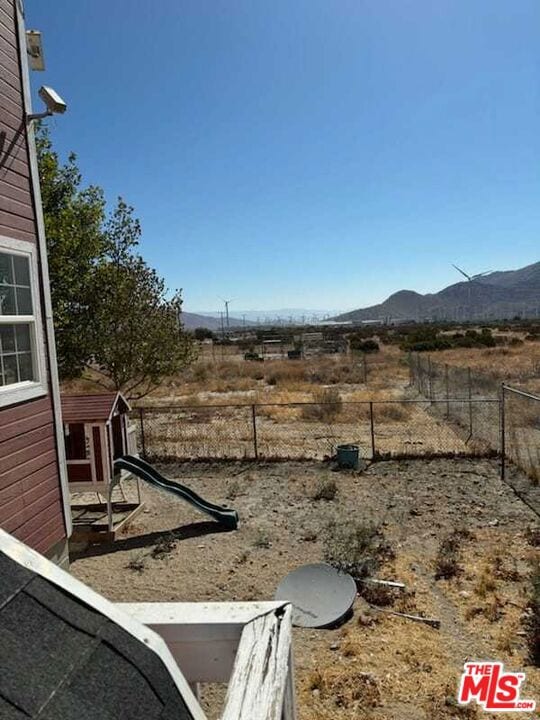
[253,529,271,549]
[323,520,390,580]
[373,403,411,423]
[301,388,342,422]
[312,476,338,501]
[151,533,177,559]
[491,553,521,582]
[263,361,307,387]
[435,537,462,580]
[226,479,242,499]
[435,528,472,580]
[126,553,146,573]
[360,582,398,607]
[192,362,210,382]
[526,527,540,547]
[474,568,497,598]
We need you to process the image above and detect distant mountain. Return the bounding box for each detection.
[331,261,540,323]
[193,309,339,322]
[181,312,248,330]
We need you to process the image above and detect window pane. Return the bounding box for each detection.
[16,287,33,315]
[0,324,36,387]
[0,287,16,315]
[15,325,31,352]
[18,353,33,382]
[0,325,15,352]
[66,424,87,460]
[0,253,13,285]
[13,255,30,286]
[3,354,18,384]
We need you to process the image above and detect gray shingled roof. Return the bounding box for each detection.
[0,551,194,720]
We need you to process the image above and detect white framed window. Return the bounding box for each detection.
[0,236,47,407]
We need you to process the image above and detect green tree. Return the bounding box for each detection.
[36,125,106,378]
[87,199,194,399]
[194,327,214,340]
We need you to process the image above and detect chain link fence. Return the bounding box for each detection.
[409,351,501,400]
[131,398,498,463]
[410,352,540,514]
[502,386,540,513]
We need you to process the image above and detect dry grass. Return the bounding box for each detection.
[60,345,407,406]
[436,341,540,394]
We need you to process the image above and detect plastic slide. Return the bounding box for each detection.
[114,454,239,529]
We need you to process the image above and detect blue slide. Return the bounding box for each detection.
[115,455,239,529]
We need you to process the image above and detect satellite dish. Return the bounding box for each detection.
[275,563,357,628]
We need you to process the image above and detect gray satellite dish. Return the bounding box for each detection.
[275,563,357,628]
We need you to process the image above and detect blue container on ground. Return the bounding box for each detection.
[336,444,360,469]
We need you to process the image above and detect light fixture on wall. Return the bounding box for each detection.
[27,85,67,121]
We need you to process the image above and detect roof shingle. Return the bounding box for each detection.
[60,393,130,424]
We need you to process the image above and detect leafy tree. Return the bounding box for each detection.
[36,125,106,378]
[193,327,214,340]
[87,199,194,399]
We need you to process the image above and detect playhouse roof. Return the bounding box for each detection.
[61,392,131,424]
[0,529,198,720]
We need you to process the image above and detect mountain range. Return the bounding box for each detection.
[180,312,246,331]
[182,308,339,329]
[331,261,540,323]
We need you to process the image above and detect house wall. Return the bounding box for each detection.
[0,0,68,557]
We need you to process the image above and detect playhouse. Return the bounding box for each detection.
[61,392,142,538]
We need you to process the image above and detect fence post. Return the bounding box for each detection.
[251,404,259,460]
[139,407,146,459]
[407,351,412,386]
[500,385,506,481]
[427,355,433,402]
[362,354,367,384]
[467,366,473,439]
[445,363,450,418]
[369,402,376,459]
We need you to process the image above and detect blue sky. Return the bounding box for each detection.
[27,0,540,313]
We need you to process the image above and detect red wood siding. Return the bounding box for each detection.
[0,0,66,555]
[0,0,35,244]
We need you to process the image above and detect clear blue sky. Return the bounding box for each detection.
[27,0,540,313]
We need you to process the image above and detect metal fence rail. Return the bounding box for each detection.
[132,398,499,463]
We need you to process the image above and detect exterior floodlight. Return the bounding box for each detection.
[27,85,67,121]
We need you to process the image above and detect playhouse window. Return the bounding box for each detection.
[0,238,46,407]
[65,423,88,460]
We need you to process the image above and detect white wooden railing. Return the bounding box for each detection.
[121,601,296,720]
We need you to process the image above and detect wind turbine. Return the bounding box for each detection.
[219,297,234,331]
[452,264,492,282]
[451,264,492,321]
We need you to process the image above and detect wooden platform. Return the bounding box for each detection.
[71,502,145,542]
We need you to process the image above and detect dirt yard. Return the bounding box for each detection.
[70,458,540,719]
